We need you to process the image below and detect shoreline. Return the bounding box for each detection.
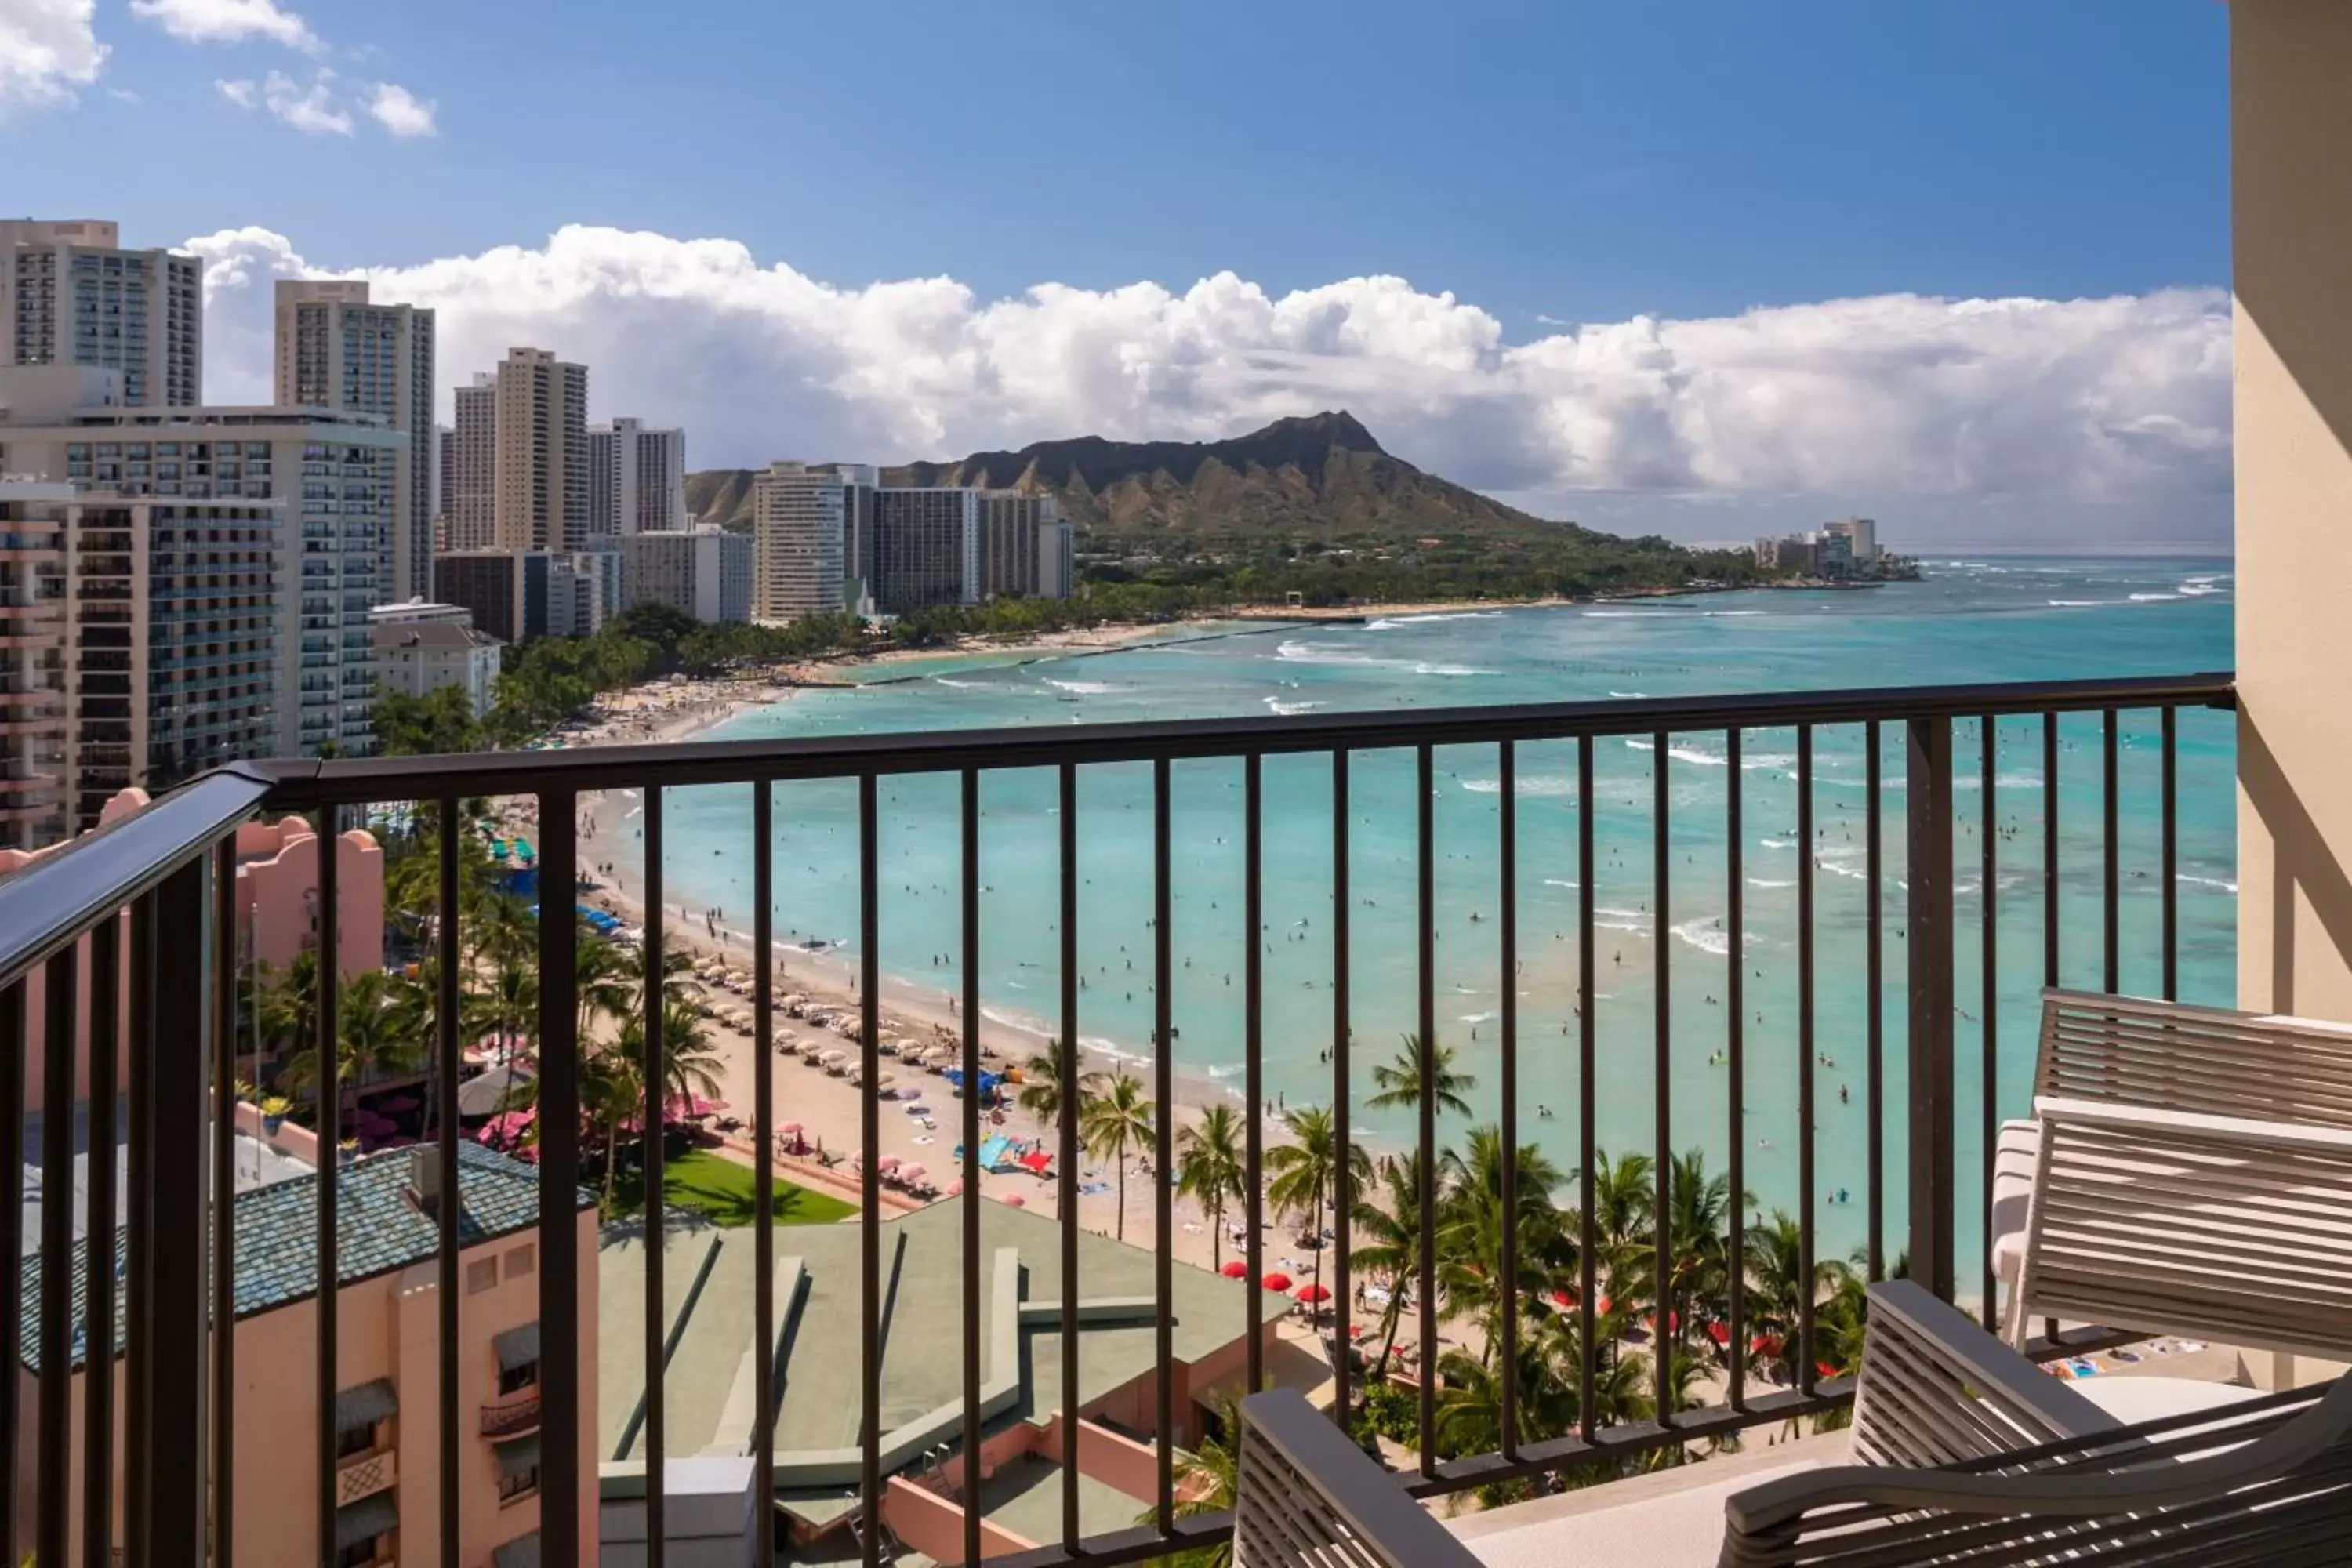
[488,684,1334,1300]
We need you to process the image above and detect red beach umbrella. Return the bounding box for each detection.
[1221,1261,1250,1279]
[1260,1271,1293,1293]
[1295,1283,1333,1305]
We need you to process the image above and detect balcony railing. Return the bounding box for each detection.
[334,1446,396,1506]
[481,1394,543,1439]
[0,670,2234,1567]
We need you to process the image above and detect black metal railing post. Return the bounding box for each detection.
[1906,716,1957,1301]
[145,853,214,1568]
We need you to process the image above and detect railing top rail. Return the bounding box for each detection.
[250,670,2235,806]
[0,762,274,990]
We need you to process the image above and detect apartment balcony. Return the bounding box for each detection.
[334,1446,397,1506]
[0,670,2287,1568]
[482,1393,543,1439]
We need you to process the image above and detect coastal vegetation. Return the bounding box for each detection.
[239,811,846,1222]
[1025,1038,1871,1510]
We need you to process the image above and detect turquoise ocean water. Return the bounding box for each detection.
[632,557,2234,1279]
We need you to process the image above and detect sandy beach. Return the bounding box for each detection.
[479,665,1414,1368]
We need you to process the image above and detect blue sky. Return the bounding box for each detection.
[3,0,2235,543]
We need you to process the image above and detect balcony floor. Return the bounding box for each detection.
[1445,1428,1854,1567]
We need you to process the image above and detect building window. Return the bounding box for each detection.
[336,1419,377,1460]
[504,1243,535,1280]
[498,1358,539,1397]
[337,1535,386,1568]
[499,1466,540,1504]
[466,1257,498,1295]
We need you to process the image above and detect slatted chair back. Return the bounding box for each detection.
[2017,990,2352,1362]
[1723,1282,2352,1568]
[2036,987,2352,1127]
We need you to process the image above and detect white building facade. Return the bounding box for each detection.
[373,619,501,718]
[751,461,848,622]
[588,418,688,538]
[272,280,437,604]
[0,366,397,757]
[0,220,201,408]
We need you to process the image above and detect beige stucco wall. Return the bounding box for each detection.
[2233,0,2352,1018]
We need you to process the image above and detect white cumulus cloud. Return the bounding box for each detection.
[129,0,319,53]
[0,0,107,113]
[363,80,434,137]
[214,67,349,134]
[183,223,2233,539]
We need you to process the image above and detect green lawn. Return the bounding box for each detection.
[610,1147,857,1227]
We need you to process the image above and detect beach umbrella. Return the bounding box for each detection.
[1260,1272,1293,1293]
[1221,1261,1249,1279]
[779,1122,802,1137]
[877,1155,901,1174]
[944,1179,964,1197]
[1003,1193,1026,1208]
[457,1062,535,1117]
[1018,1149,1052,1175]
[898,1163,927,1182]
[1295,1283,1332,1305]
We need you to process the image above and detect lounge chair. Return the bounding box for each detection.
[1229,1282,2352,1567]
[1720,1280,2352,1565]
[2001,989,2352,1361]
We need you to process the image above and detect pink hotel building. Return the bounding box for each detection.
[9,789,595,1565]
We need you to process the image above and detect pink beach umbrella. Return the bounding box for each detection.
[779,1122,803,1137]
[898,1163,927,1183]
[1002,1193,1026,1208]
[942,1179,964,1197]
[877,1155,902,1174]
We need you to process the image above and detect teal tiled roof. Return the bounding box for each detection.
[20,1142,593,1374]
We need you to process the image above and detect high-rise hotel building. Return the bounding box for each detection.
[588,417,688,537]
[870,488,981,615]
[750,461,850,622]
[492,348,589,553]
[448,373,497,550]
[0,366,397,760]
[273,280,437,603]
[0,220,201,408]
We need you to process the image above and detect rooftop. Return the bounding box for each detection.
[19,1141,592,1373]
[597,1200,1289,1526]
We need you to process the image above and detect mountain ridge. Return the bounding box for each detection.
[683,411,1598,543]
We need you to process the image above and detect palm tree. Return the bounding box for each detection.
[1420,1127,1574,1373]
[1581,1149,1658,1312]
[1654,1148,1738,1361]
[574,927,636,1044]
[1365,1034,1476,1118]
[1080,1073,1155,1242]
[1743,1208,1850,1386]
[582,1041,645,1215]
[653,998,724,1108]
[280,969,420,1115]
[1018,1036,1095,1131]
[1134,1385,1246,1568]
[1265,1105,1370,1323]
[1351,1151,1430,1388]
[249,949,318,1076]
[463,953,539,1069]
[1175,1104,1247,1272]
